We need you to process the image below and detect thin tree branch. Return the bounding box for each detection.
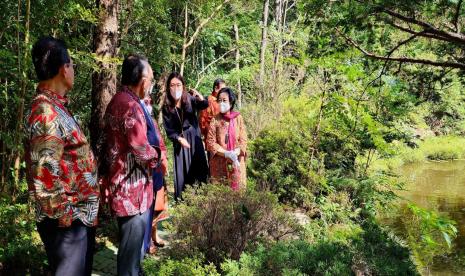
[454,0,463,32]
[120,0,134,43]
[194,47,237,88]
[386,20,449,41]
[337,29,465,69]
[385,30,426,58]
[285,0,296,14]
[184,0,231,49]
[382,8,465,45]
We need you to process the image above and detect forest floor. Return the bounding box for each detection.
[90,210,310,275]
[92,220,171,276]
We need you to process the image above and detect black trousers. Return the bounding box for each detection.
[117,210,149,276]
[37,218,96,276]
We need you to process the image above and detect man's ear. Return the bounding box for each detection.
[58,65,66,77]
[137,76,144,88]
[59,64,71,78]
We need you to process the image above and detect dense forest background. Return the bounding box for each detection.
[1,0,465,275]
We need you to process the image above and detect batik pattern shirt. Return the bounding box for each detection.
[103,87,158,217]
[25,88,99,227]
[206,114,248,188]
[199,93,220,139]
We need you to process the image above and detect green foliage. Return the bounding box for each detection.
[1,0,465,274]
[400,204,458,270]
[165,184,297,266]
[222,222,418,276]
[222,240,354,276]
[143,256,220,276]
[249,96,319,206]
[249,92,400,211]
[0,199,46,274]
[370,136,465,172]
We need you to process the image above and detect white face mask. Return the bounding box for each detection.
[174,88,183,100]
[220,102,230,114]
[146,103,153,115]
[140,100,153,115]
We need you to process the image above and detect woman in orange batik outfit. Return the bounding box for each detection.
[206,87,247,190]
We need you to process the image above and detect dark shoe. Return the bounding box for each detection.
[154,240,165,248]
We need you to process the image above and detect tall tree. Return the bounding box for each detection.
[258,0,270,91]
[180,0,232,76]
[234,21,242,107]
[11,0,31,195]
[90,0,119,152]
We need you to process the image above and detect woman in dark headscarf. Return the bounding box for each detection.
[162,72,209,200]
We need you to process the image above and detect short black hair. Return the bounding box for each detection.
[31,37,70,81]
[217,87,237,110]
[213,78,225,91]
[121,54,148,86]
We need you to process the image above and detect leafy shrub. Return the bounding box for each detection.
[165,184,298,266]
[400,204,458,271]
[143,256,220,276]
[222,222,418,276]
[0,199,46,275]
[222,240,354,276]
[249,95,393,208]
[249,97,320,206]
[354,222,418,276]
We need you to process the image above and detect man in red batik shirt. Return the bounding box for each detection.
[101,54,159,275]
[25,37,98,276]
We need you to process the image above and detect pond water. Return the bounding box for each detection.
[394,160,465,275]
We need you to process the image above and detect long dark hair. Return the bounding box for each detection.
[163,72,190,112]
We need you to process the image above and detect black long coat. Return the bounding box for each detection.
[162,95,209,200]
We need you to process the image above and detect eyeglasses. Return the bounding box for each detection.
[66,63,77,70]
[143,76,154,84]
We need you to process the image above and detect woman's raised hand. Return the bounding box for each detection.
[189,88,204,101]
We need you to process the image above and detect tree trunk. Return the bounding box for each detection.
[180,4,189,76]
[259,0,270,93]
[12,0,31,195]
[310,69,328,166]
[1,79,7,191]
[234,22,242,108]
[90,0,119,153]
[272,0,285,83]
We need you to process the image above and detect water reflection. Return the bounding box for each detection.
[398,161,465,249]
[391,160,465,275]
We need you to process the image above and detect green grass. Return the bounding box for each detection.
[368,136,465,172]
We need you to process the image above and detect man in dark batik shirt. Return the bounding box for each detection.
[101,54,159,275]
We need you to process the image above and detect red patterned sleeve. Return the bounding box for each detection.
[124,102,158,164]
[27,100,72,225]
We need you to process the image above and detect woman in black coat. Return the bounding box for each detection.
[162,72,209,200]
